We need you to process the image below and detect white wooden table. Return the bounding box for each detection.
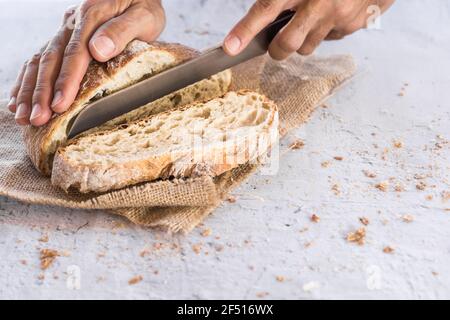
[0,0,448,299]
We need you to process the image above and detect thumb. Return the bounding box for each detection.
[89,8,165,62]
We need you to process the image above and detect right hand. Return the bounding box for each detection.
[8,0,166,127]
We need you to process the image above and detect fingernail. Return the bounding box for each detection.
[15,103,28,120]
[225,35,241,54]
[30,104,42,121]
[7,97,16,112]
[51,91,63,109]
[91,35,116,59]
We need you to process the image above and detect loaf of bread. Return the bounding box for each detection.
[52,91,278,193]
[22,40,232,175]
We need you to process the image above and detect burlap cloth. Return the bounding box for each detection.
[0,54,355,233]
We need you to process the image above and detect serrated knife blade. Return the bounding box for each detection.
[67,10,294,139]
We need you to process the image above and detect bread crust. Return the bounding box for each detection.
[51,91,279,193]
[22,41,200,175]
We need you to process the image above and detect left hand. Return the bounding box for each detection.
[223,0,395,60]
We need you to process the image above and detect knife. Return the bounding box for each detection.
[67,10,295,138]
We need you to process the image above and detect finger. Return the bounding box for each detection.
[268,5,319,60]
[89,5,165,62]
[223,0,285,56]
[8,63,27,113]
[15,52,43,125]
[297,24,333,56]
[31,23,73,126]
[52,0,129,113]
[326,0,395,41]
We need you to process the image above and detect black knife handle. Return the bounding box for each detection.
[264,10,296,45]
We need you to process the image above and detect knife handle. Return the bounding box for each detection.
[203,10,295,55]
[263,10,296,45]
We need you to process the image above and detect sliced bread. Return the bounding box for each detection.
[52,91,279,193]
[22,40,232,175]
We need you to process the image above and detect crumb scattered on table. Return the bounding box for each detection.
[383,246,395,254]
[363,170,377,178]
[394,183,405,192]
[289,139,305,150]
[321,161,331,168]
[375,181,389,192]
[38,234,49,243]
[227,195,237,203]
[331,184,340,195]
[310,214,320,223]
[359,217,370,226]
[347,228,366,245]
[128,275,143,285]
[334,156,344,161]
[192,244,202,254]
[393,140,403,148]
[256,292,269,298]
[40,249,59,270]
[401,214,414,223]
[201,228,212,237]
[276,276,285,282]
[416,181,427,191]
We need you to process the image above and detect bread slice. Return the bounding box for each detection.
[22,40,232,175]
[52,91,279,193]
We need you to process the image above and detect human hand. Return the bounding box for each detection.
[223,0,395,60]
[8,0,166,126]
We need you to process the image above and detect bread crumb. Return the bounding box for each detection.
[394,183,405,192]
[398,91,405,97]
[276,276,285,282]
[37,273,45,281]
[192,244,202,254]
[383,246,395,254]
[331,184,340,195]
[363,170,377,178]
[256,292,269,298]
[38,234,49,243]
[299,227,309,233]
[304,242,313,248]
[414,173,427,180]
[201,228,212,237]
[279,127,287,136]
[321,161,331,168]
[215,244,224,252]
[128,275,143,285]
[425,195,433,201]
[310,214,320,223]
[432,271,439,276]
[347,228,366,245]
[401,214,414,223]
[416,181,427,191]
[333,156,344,161]
[20,259,27,265]
[442,191,450,202]
[227,195,237,203]
[359,217,370,226]
[139,248,150,257]
[40,249,59,270]
[289,139,305,150]
[393,140,403,148]
[375,181,389,192]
